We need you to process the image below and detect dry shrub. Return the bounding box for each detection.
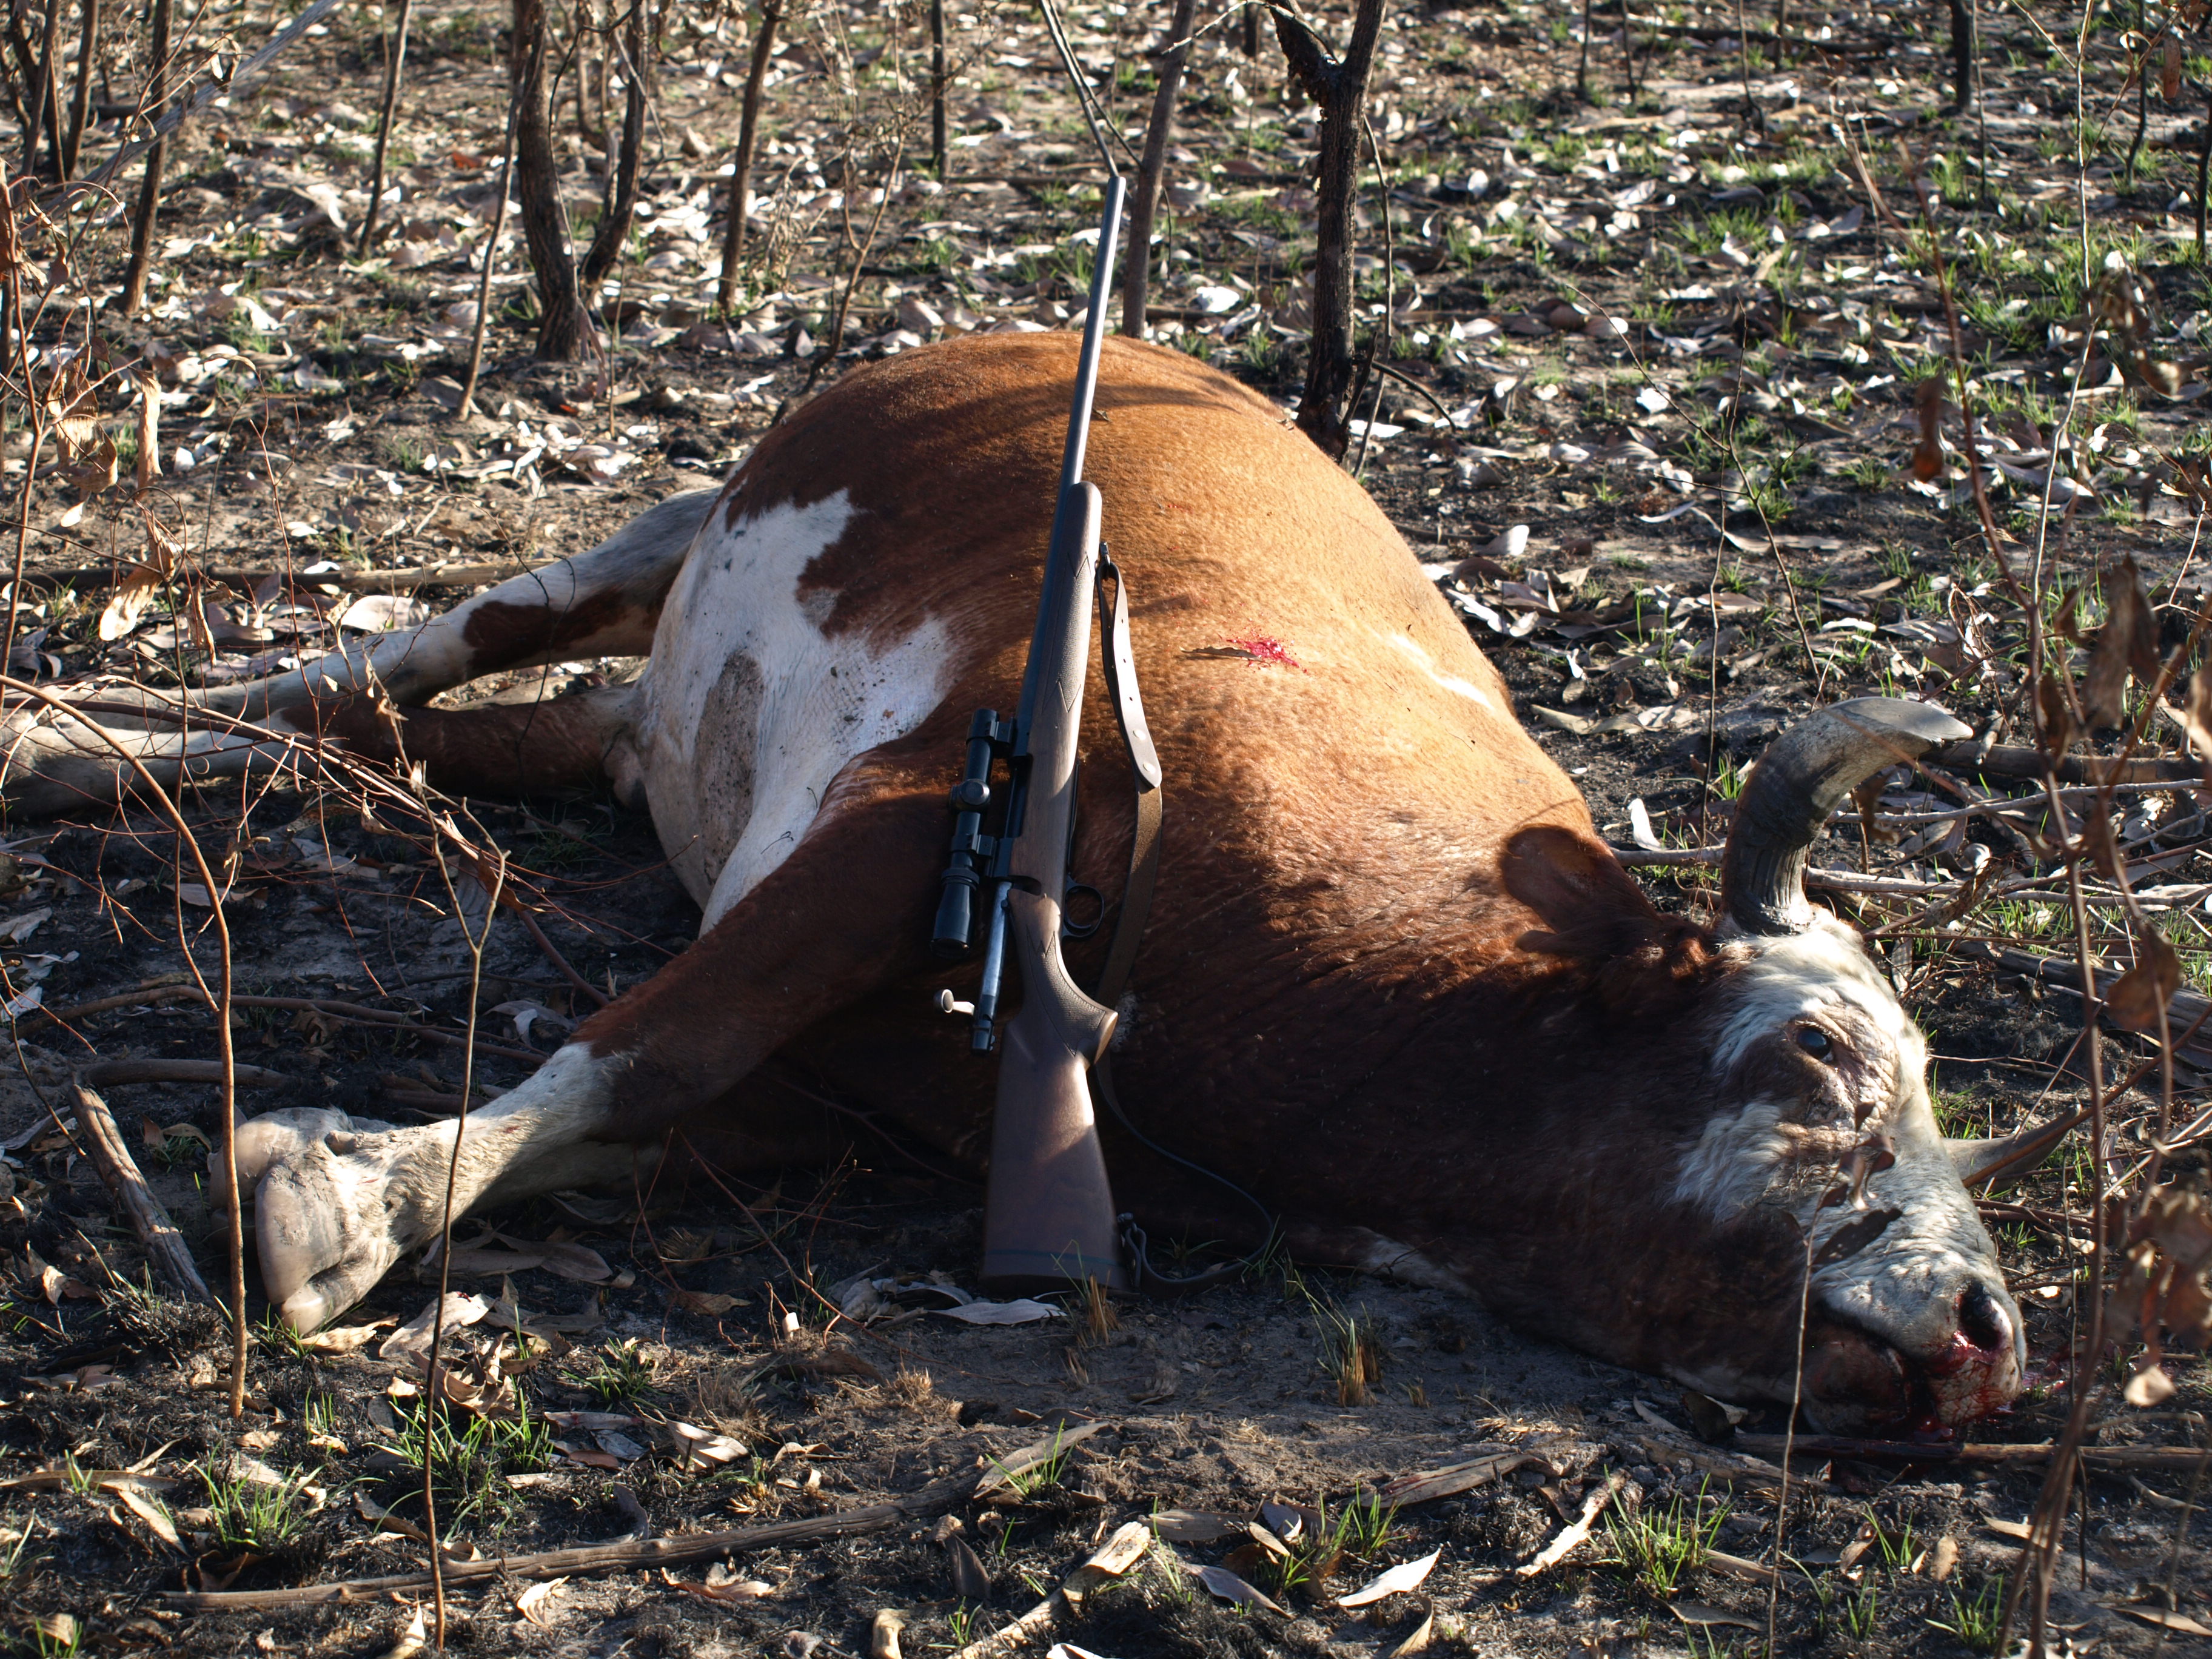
[686,1356,768,1436]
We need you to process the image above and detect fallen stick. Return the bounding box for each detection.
[1924,742,2200,786]
[22,558,572,595]
[163,1470,979,1610]
[69,1079,210,1302]
[77,1059,290,1089]
[1517,1471,1625,1577]
[32,986,543,1066]
[1735,1435,2212,1473]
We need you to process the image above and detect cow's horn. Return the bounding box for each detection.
[1720,697,1971,937]
[1948,1111,2079,1188]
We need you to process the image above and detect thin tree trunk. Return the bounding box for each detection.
[928,0,945,176]
[458,28,523,417]
[59,0,95,178]
[117,0,169,313]
[24,0,61,176]
[1272,0,1386,460]
[578,0,643,301]
[1576,0,1591,101]
[511,0,591,358]
[358,0,414,254]
[1948,0,1975,113]
[2197,90,2209,260]
[1119,0,1196,339]
[1241,0,1258,56]
[714,0,780,313]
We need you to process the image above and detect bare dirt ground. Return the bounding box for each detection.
[2,0,2211,1651]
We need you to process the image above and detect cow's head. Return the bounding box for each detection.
[1509,700,2026,1433]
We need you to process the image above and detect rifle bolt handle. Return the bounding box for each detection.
[950,779,991,811]
[937,989,977,1017]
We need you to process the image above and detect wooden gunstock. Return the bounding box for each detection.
[980,887,1130,1291]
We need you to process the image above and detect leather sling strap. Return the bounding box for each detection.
[1088,554,1255,1295]
[1091,549,1161,1012]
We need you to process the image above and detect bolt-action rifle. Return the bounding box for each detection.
[929,174,1159,1295]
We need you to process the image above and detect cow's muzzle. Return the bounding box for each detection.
[1803,1278,2022,1434]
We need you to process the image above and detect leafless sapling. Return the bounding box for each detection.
[1119,0,1198,338]
[1273,0,1388,460]
[117,0,170,313]
[511,0,593,358]
[716,0,782,313]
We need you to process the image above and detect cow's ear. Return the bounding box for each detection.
[1501,825,1681,960]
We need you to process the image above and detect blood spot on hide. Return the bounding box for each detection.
[1185,633,1306,671]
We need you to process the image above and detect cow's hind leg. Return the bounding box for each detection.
[241,752,947,1330]
[0,488,716,816]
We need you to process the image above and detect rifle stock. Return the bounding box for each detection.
[980,887,1127,1289]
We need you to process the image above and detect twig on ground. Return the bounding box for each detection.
[69,1077,210,1301]
[163,1468,984,1610]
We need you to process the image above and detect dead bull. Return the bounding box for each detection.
[4,334,2034,1430]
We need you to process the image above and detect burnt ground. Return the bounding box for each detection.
[4,0,2212,1650]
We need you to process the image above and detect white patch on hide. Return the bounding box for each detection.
[1710,916,1909,1076]
[634,489,953,921]
[1379,629,1496,711]
[1672,1095,1792,1218]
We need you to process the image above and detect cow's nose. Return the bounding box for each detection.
[1959,1280,2012,1355]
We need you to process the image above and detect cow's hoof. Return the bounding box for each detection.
[246,1114,418,1333]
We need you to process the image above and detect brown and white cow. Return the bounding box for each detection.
[2,333,2032,1432]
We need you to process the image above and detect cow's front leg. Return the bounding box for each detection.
[245,1049,639,1330]
[238,752,949,1331]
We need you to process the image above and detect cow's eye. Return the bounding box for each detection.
[1796,1026,1834,1061]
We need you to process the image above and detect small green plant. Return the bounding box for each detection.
[200,1458,308,1555]
[384,1397,555,1530]
[1307,1291,1385,1406]
[1840,1581,1882,1639]
[990,1426,1069,1499]
[1607,1480,1728,1598]
[1928,1577,2006,1652]
[1270,1489,1398,1600]
[1849,455,1892,492]
[564,1338,655,1408]
[945,1602,977,1646]
[1332,1489,1396,1558]
[256,1309,312,1360]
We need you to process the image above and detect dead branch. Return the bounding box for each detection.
[76,1059,289,1088]
[1737,1435,2212,1473]
[59,0,95,179]
[162,1469,983,1610]
[69,1078,210,1301]
[577,0,646,301]
[1,674,243,1417]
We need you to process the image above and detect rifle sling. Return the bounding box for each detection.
[1089,555,1245,1296]
[1091,551,1160,1013]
